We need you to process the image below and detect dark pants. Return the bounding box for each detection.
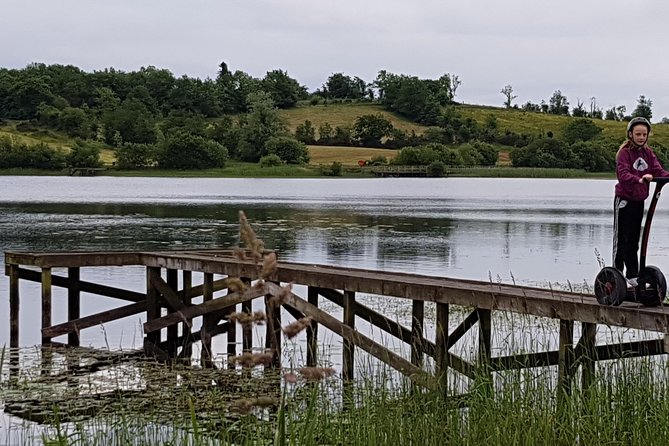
[613,196,644,279]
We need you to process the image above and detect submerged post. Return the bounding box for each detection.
[242,277,252,353]
[342,290,355,381]
[435,302,450,391]
[67,267,80,347]
[41,268,52,345]
[201,272,214,367]
[9,264,20,350]
[166,268,179,356]
[411,300,425,368]
[306,286,319,366]
[181,270,193,360]
[558,319,575,405]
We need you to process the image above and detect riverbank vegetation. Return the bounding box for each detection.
[1,62,667,177]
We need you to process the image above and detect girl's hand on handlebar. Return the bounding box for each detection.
[640,174,654,183]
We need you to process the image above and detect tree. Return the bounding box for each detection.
[236,91,288,162]
[261,69,307,109]
[632,95,653,120]
[563,118,602,144]
[322,73,362,99]
[572,99,587,117]
[295,120,316,144]
[548,90,569,115]
[352,114,394,147]
[500,85,517,108]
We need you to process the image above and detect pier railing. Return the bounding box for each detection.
[6,248,669,402]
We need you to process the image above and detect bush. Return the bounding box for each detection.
[158,131,228,169]
[67,142,102,168]
[427,161,445,177]
[259,153,283,167]
[265,136,309,164]
[321,161,343,176]
[115,143,158,169]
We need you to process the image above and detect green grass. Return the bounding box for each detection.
[104,160,324,178]
[278,102,427,135]
[457,104,669,147]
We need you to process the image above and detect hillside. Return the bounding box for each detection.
[279,102,427,135]
[4,102,669,170]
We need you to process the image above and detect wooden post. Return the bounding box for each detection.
[67,267,80,347]
[9,264,20,381]
[580,322,597,391]
[181,270,193,360]
[342,290,355,381]
[558,319,575,407]
[41,268,52,345]
[226,278,237,368]
[411,300,424,368]
[9,264,20,350]
[477,308,492,392]
[201,272,214,367]
[241,277,252,353]
[306,286,319,366]
[145,267,161,352]
[265,288,282,369]
[435,302,449,392]
[166,268,178,357]
[41,267,53,375]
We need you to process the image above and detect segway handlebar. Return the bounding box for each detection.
[652,177,669,185]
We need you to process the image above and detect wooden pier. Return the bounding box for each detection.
[5,247,669,405]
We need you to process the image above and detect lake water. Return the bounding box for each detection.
[3,175,669,349]
[4,175,669,440]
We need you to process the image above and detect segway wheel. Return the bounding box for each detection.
[594,267,627,306]
[637,265,667,307]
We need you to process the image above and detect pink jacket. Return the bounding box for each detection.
[615,142,669,201]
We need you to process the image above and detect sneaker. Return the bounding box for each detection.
[627,277,638,288]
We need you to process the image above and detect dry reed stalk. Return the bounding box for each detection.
[229,395,276,414]
[282,317,312,339]
[238,211,265,261]
[230,352,274,368]
[298,367,336,381]
[268,282,293,307]
[260,251,277,279]
[228,311,267,328]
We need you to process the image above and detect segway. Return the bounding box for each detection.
[594,177,669,306]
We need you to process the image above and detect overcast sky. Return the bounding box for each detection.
[3,0,669,121]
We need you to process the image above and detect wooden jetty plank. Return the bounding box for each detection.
[136,253,669,333]
[42,301,147,338]
[5,251,143,268]
[143,284,269,334]
[271,283,436,389]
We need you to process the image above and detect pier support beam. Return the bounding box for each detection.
[9,264,20,350]
[306,286,319,366]
[201,272,214,367]
[580,322,597,391]
[67,267,80,347]
[41,268,52,345]
[558,319,575,405]
[342,290,355,381]
[435,303,450,391]
[181,270,193,360]
[411,300,424,368]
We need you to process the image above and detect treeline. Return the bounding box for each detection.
[0,62,659,172]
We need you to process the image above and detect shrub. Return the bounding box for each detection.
[158,131,228,169]
[428,161,445,177]
[265,136,309,164]
[259,153,283,167]
[115,143,158,169]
